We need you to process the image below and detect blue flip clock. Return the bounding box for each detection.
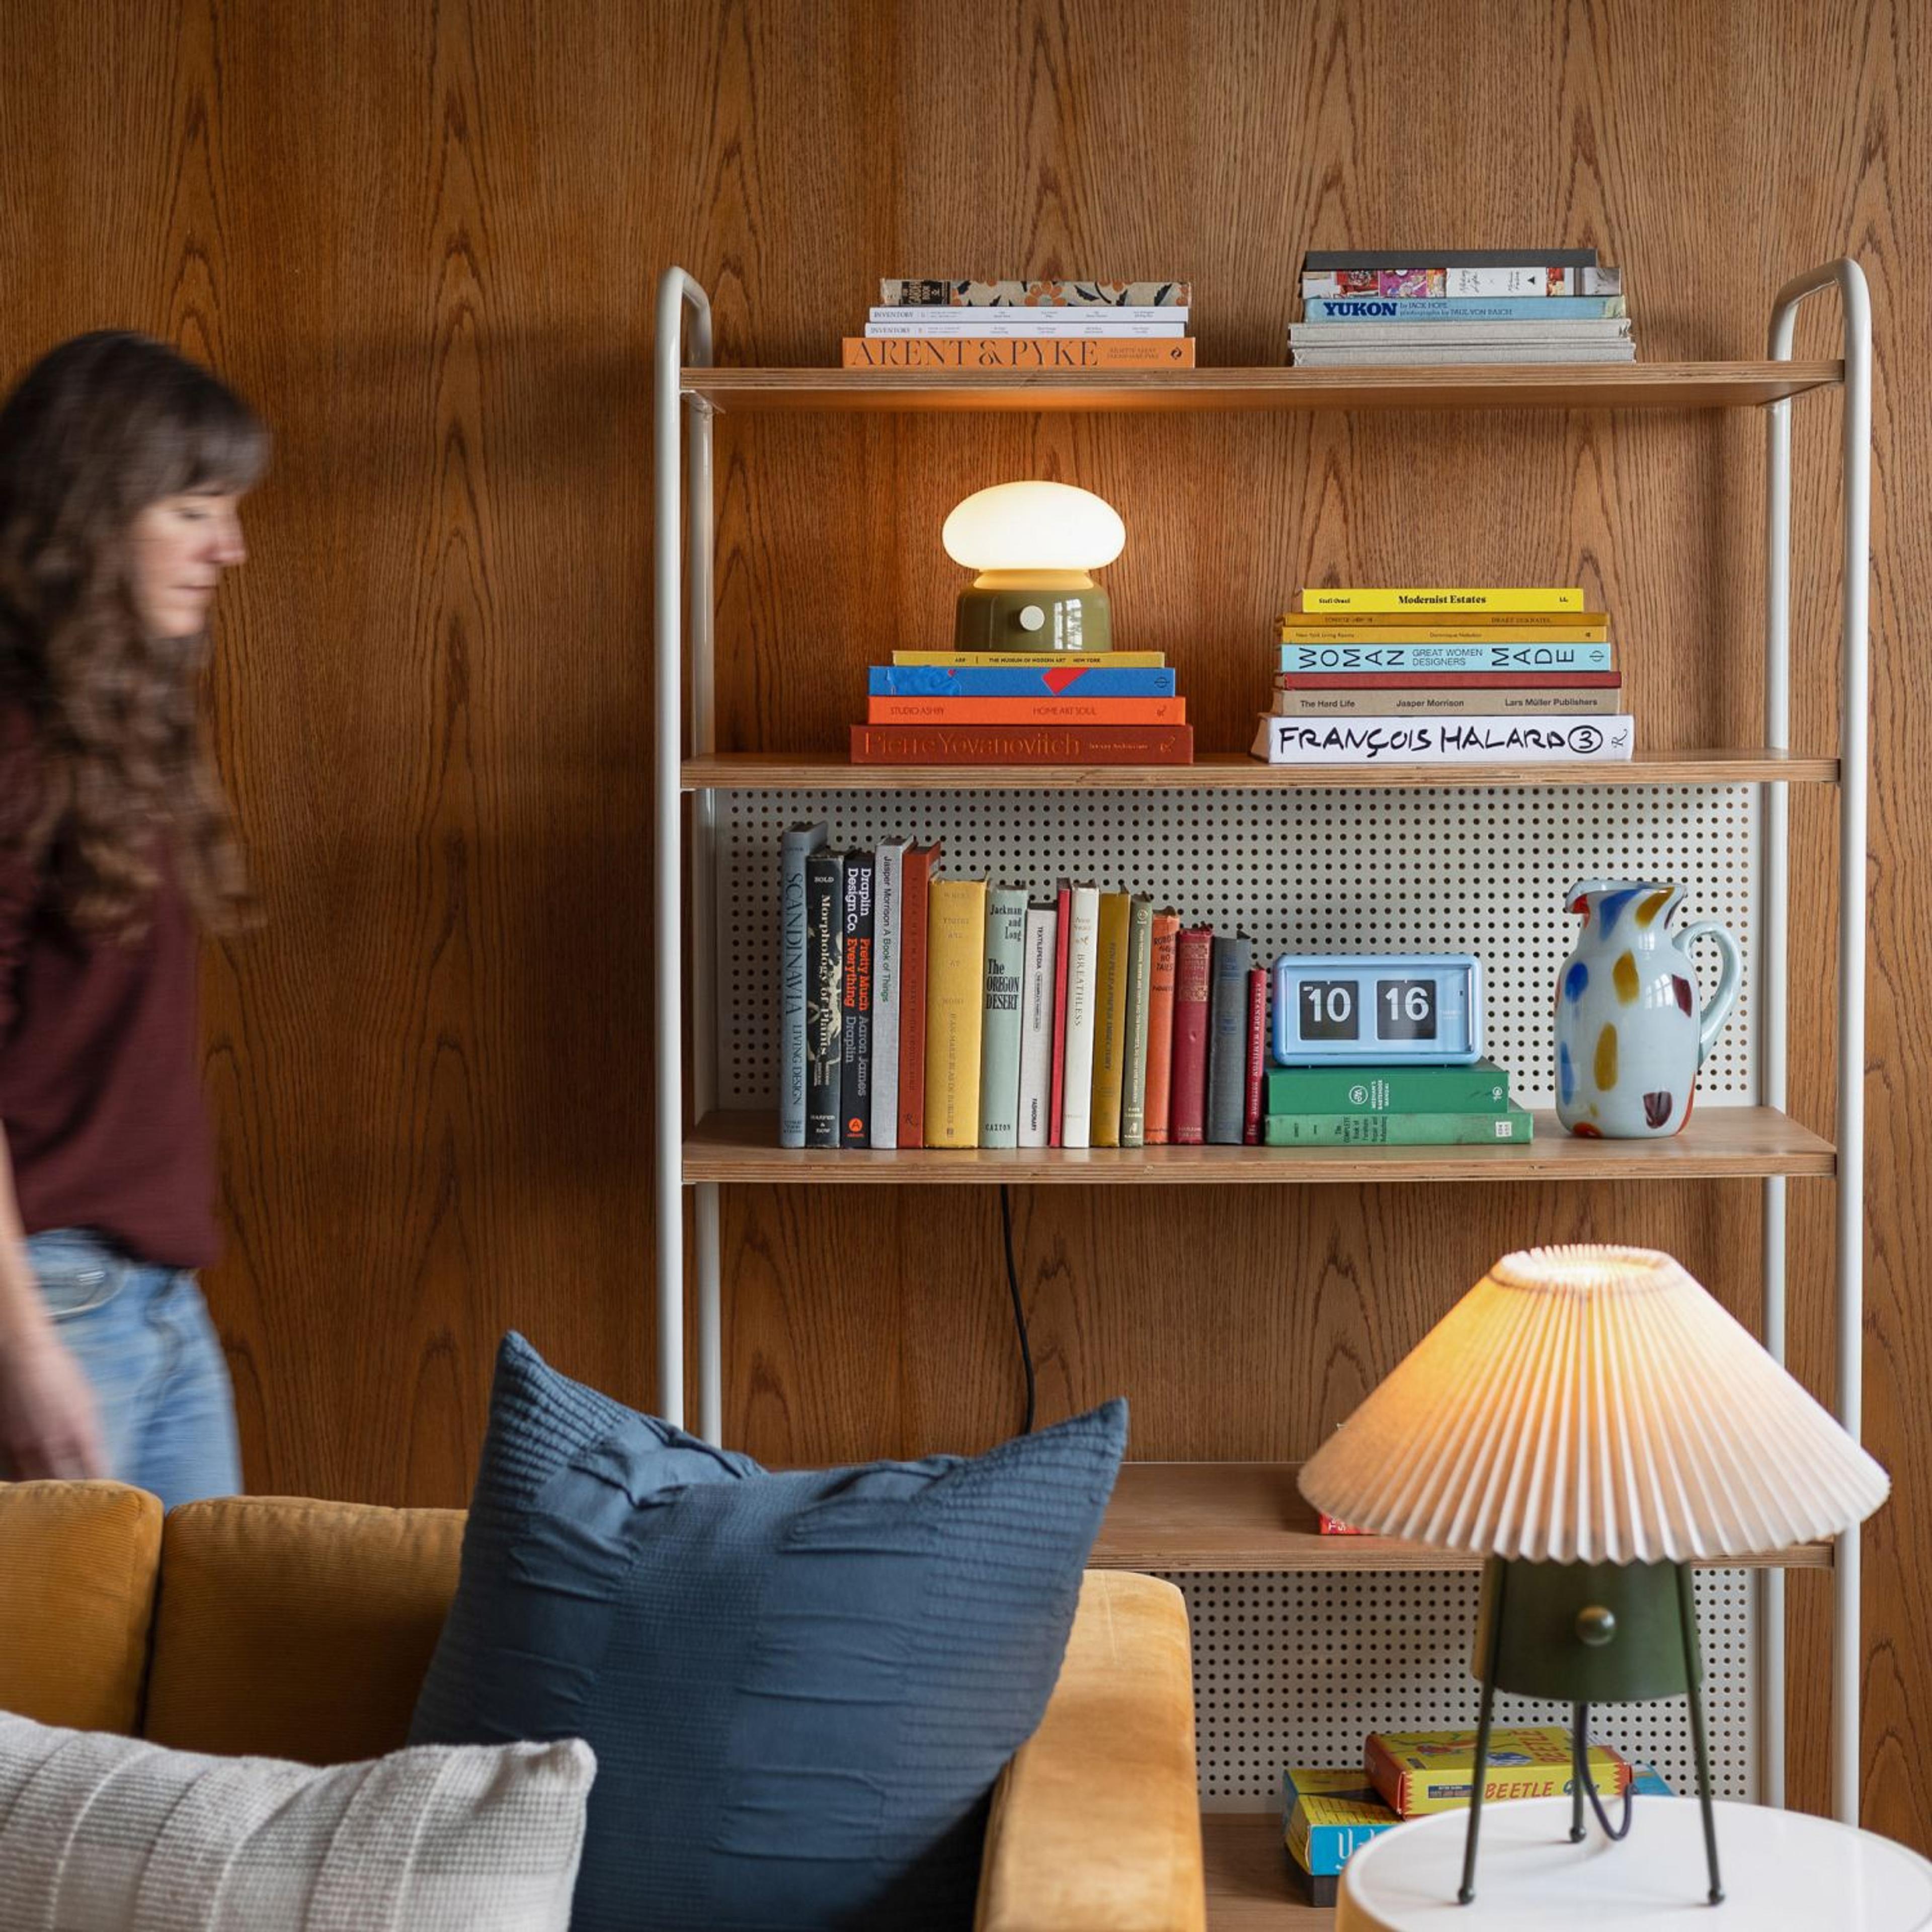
[1271,953,1484,1066]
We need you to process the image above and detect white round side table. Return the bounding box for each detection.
[1338,1796,1932,1929]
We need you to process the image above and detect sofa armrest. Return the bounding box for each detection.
[976,1570,1205,1932]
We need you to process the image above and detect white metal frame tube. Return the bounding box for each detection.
[654,268,713,1427]
[1767,259,1872,1826]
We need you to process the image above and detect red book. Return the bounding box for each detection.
[1274,671,1620,691]
[1243,965,1267,1145]
[1048,879,1072,1145]
[1169,925,1214,1146]
[1143,910,1181,1146]
[896,842,941,1148]
[850,723,1194,765]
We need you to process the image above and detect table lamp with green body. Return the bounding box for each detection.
[942,479,1124,653]
[1301,1244,1888,1908]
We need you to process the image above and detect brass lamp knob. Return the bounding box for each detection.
[1575,1604,1618,1648]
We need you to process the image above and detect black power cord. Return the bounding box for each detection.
[1572,1703,1635,1842]
[998,1184,1037,1434]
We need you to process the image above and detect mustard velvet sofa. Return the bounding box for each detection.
[0,1479,1207,1932]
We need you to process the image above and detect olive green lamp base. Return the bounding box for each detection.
[1459,1556,1723,1908]
[952,580,1112,654]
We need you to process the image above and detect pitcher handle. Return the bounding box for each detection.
[1679,920,1743,1065]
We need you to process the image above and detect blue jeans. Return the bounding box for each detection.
[23,1228,241,1510]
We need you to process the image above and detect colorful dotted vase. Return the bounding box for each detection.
[1555,879,1741,1138]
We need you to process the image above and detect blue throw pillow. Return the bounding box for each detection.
[410,1333,1126,1931]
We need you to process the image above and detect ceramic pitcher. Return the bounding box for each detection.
[1555,880,1741,1138]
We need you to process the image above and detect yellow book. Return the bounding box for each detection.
[1277,622,1608,645]
[891,650,1168,667]
[923,877,988,1147]
[1088,890,1132,1148]
[1302,588,1585,613]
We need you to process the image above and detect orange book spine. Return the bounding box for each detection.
[1142,912,1181,1145]
[867,697,1185,725]
[843,336,1196,370]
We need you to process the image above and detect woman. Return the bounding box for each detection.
[0,331,265,1508]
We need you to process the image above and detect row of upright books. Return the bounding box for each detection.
[779,828,1266,1150]
[1251,587,1634,767]
[849,648,1194,768]
[844,277,1195,370]
[1288,246,1634,366]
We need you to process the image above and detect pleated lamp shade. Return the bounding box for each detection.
[1300,1245,1889,1564]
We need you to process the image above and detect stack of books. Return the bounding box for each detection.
[1281,1735,1666,1905]
[1287,247,1632,366]
[1263,1057,1531,1147]
[844,277,1195,370]
[778,832,1260,1150]
[1252,587,1634,768]
[850,647,1193,767]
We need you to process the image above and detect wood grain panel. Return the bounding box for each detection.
[1,0,1925,1850]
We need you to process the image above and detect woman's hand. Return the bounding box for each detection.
[0,1324,107,1479]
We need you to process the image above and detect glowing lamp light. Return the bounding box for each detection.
[941,480,1124,653]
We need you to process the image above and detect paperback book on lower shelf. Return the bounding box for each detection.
[1253,713,1633,764]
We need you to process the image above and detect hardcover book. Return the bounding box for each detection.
[1265,1060,1511,1115]
[1303,587,1585,612]
[895,842,940,1149]
[923,877,988,1148]
[839,851,876,1147]
[1118,895,1155,1149]
[879,279,1192,307]
[1018,898,1060,1148]
[1206,933,1255,1145]
[870,838,910,1150]
[1253,714,1634,764]
[852,724,1194,766]
[1272,687,1624,718]
[873,305,1183,326]
[891,649,1168,667]
[1278,671,1619,690]
[843,337,1196,369]
[1366,1726,1629,1818]
[1279,610,1610,632]
[1298,295,1626,321]
[868,666,1176,697]
[1169,925,1214,1146]
[1048,880,1073,1145]
[1277,642,1614,672]
[1262,1106,1533,1146]
[1281,1768,1401,1882]
[1291,315,1631,340]
[1059,885,1102,1149]
[803,849,843,1148]
[779,823,828,1148]
[867,697,1186,725]
[1291,343,1634,366]
[979,887,1028,1149]
[866,318,1187,338]
[1301,249,1596,270]
[1244,965,1268,1145]
[1089,891,1133,1149]
[1143,910,1180,1146]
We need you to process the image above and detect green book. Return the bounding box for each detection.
[978,886,1028,1148]
[1263,1105,1534,1147]
[1089,891,1133,1148]
[1264,1059,1511,1116]
[1118,895,1155,1148]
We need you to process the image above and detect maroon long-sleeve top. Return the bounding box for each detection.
[0,706,218,1269]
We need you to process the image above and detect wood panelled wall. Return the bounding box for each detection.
[1,0,1924,1841]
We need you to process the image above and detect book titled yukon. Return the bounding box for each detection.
[803,849,844,1148]
[1205,933,1255,1145]
[1366,1726,1628,1819]
[867,697,1186,725]
[979,887,1028,1149]
[1059,885,1102,1149]
[879,279,1192,306]
[895,842,941,1148]
[1088,892,1133,1149]
[1017,897,1059,1148]
[1118,895,1155,1148]
[1262,1106,1533,1146]
[1277,642,1614,672]
[1303,587,1585,612]
[1142,911,1181,1146]
[839,851,876,1147]
[869,666,1176,696]
[853,724,1194,766]
[1266,1060,1511,1115]
[923,877,988,1148]
[1169,925,1215,1146]
[1298,295,1626,321]
[1253,714,1633,764]
[1048,880,1073,1145]
[1273,687,1624,718]
[843,337,1196,369]
[870,838,910,1150]
[779,823,828,1148]
[1244,966,1268,1145]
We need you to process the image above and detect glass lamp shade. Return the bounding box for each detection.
[941,480,1125,578]
[1299,1244,1889,1564]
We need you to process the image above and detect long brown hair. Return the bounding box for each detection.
[0,330,267,938]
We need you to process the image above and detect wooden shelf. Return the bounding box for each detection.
[683,1108,1834,1184]
[1092,1463,1832,1574]
[682,749,1837,791]
[1205,1814,1329,1929]
[683,361,1843,414]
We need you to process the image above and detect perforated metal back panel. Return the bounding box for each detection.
[713,783,1759,1804]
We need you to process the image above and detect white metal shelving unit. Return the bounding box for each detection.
[651,262,1872,1839]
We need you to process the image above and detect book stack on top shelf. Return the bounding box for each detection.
[844,277,1194,370]
[780,829,1265,1151]
[1289,247,1632,366]
[1252,587,1633,767]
